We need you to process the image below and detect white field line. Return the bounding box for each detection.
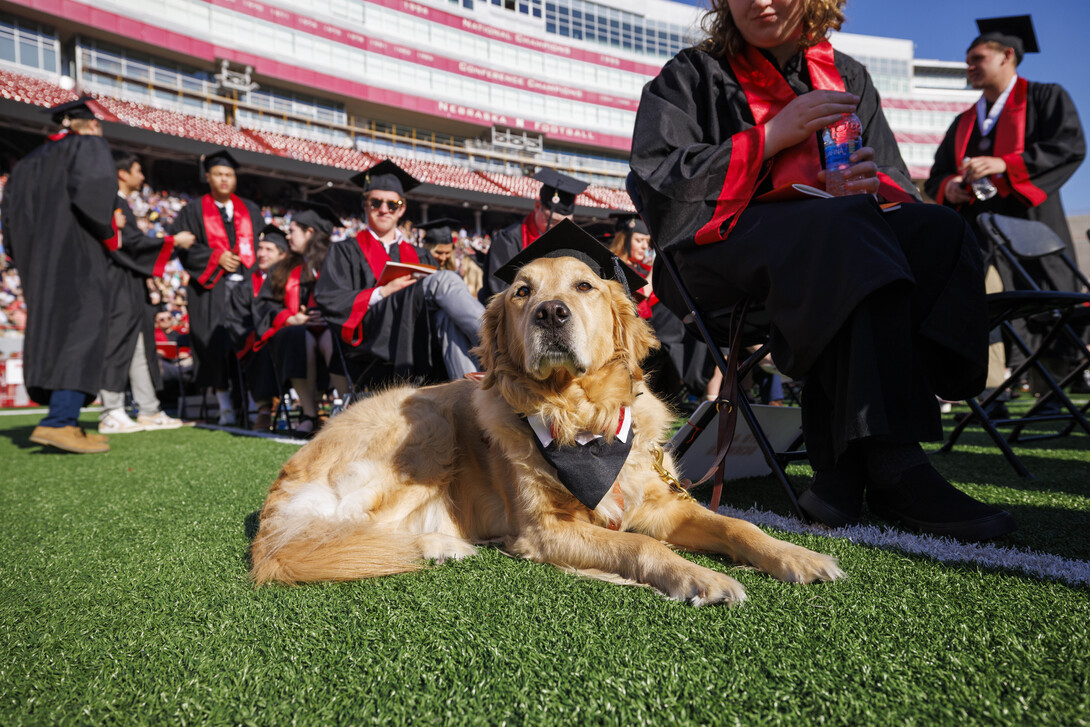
[720,504,1090,587]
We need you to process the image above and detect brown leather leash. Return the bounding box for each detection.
[683,299,751,512]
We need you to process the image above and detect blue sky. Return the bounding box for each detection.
[672,1,1090,215]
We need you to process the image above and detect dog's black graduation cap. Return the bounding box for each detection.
[49,97,99,125]
[259,223,290,253]
[971,15,1039,64]
[350,159,420,197]
[494,218,645,295]
[291,200,340,235]
[609,212,649,236]
[417,218,460,247]
[201,148,240,173]
[533,169,589,216]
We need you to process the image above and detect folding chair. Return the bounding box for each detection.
[625,174,808,518]
[939,213,1090,476]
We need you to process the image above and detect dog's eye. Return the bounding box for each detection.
[514,285,531,298]
[577,281,593,292]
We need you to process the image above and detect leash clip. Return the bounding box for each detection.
[650,443,696,503]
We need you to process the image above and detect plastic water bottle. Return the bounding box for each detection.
[822,113,863,196]
[961,157,998,201]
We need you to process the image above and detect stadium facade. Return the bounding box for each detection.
[1,0,978,213]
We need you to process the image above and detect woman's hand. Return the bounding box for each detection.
[286,309,309,326]
[764,90,859,160]
[816,146,880,195]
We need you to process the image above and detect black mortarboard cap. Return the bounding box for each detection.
[49,96,99,125]
[533,169,590,216]
[609,212,649,236]
[290,200,340,236]
[971,15,1038,63]
[259,223,290,253]
[350,159,420,197]
[417,218,461,247]
[201,149,240,173]
[494,218,646,296]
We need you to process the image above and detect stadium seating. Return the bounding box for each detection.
[244,129,374,170]
[0,67,631,205]
[0,68,77,109]
[92,96,272,153]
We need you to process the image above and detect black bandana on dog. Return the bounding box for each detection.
[525,408,633,509]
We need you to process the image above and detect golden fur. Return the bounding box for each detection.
[250,256,843,605]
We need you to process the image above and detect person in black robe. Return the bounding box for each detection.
[608,214,713,404]
[925,16,1086,401]
[314,160,485,383]
[926,15,1085,285]
[168,149,264,425]
[98,152,193,433]
[224,224,287,430]
[1,98,118,453]
[479,169,589,302]
[252,203,339,436]
[629,0,1013,541]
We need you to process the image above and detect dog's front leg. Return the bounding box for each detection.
[508,519,747,606]
[636,497,844,584]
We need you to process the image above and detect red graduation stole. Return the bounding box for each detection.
[284,265,318,313]
[201,194,256,268]
[951,77,1047,207]
[520,213,542,250]
[703,39,913,246]
[342,230,422,345]
[251,270,265,297]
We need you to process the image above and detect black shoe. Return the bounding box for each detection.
[799,458,866,527]
[866,463,1016,541]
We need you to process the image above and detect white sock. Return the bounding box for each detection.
[216,390,232,413]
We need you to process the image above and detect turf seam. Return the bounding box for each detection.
[717,503,1090,587]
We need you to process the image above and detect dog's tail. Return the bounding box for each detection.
[251,525,425,585]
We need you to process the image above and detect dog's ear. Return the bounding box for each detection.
[473,291,508,389]
[609,280,659,373]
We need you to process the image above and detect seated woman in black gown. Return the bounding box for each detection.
[629,0,1015,540]
[253,202,346,436]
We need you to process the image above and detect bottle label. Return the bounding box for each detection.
[825,139,860,170]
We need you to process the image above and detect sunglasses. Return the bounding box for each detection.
[367,198,404,212]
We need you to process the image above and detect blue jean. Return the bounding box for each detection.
[39,389,87,428]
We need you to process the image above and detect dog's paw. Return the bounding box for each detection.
[763,542,844,584]
[664,567,747,607]
[419,533,478,564]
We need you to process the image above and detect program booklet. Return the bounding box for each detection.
[377,261,438,287]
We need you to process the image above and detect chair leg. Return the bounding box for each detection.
[736,394,808,521]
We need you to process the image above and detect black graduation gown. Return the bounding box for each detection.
[169,195,264,389]
[925,79,1086,292]
[479,219,524,302]
[630,44,987,467]
[100,196,175,393]
[313,232,441,381]
[251,262,326,387]
[0,131,117,404]
[224,268,279,400]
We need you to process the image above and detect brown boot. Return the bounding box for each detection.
[29,425,110,454]
[85,429,109,444]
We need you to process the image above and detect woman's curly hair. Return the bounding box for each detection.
[700,0,847,57]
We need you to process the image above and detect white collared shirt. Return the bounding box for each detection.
[215,198,235,222]
[977,75,1018,137]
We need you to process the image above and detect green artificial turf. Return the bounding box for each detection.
[1,408,1088,726]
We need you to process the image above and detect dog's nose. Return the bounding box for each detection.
[533,299,571,330]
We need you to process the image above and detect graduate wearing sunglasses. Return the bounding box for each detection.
[315,160,485,381]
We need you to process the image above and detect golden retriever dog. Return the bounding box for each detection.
[250,256,843,605]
